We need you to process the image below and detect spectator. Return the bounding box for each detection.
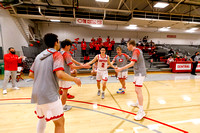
[91,37,95,43]
[84,54,90,64]
[182,55,187,61]
[3,47,23,95]
[89,42,94,55]
[168,49,174,56]
[81,38,87,57]
[143,36,147,43]
[95,42,100,55]
[175,55,182,62]
[190,52,199,75]
[106,36,110,43]
[111,38,115,51]
[121,38,126,45]
[107,43,112,57]
[150,52,158,62]
[167,56,174,65]
[97,36,102,44]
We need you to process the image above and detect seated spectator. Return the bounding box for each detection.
[167,56,174,65]
[91,61,98,79]
[168,49,174,56]
[181,55,187,61]
[84,54,90,64]
[175,55,182,62]
[150,52,158,62]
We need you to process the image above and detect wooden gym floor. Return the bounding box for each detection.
[0,72,199,133]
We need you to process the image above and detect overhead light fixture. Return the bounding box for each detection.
[50,19,60,22]
[91,24,103,27]
[159,27,170,31]
[185,27,198,33]
[126,24,138,29]
[154,2,169,8]
[96,0,109,2]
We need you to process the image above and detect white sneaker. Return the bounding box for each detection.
[130,102,139,107]
[3,90,7,95]
[63,105,72,112]
[134,110,146,120]
[13,87,20,90]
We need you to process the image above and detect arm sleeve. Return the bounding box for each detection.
[63,53,73,66]
[53,52,65,72]
[123,54,131,61]
[30,62,35,73]
[131,49,140,62]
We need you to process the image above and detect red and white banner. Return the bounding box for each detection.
[76,18,103,25]
[196,63,200,70]
[176,64,191,70]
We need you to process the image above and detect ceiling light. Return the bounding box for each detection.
[159,27,170,31]
[126,25,138,29]
[50,19,60,22]
[185,27,198,33]
[96,0,109,2]
[154,2,169,8]
[190,28,198,31]
[91,24,103,27]
[185,30,195,33]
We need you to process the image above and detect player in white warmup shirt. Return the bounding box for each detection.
[86,47,116,99]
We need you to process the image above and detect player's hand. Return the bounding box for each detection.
[115,68,121,73]
[74,78,81,87]
[83,64,91,69]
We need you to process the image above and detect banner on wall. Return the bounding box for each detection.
[76,18,103,25]
[175,63,191,70]
[196,63,200,70]
[167,35,176,38]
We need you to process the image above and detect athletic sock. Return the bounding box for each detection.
[138,105,143,110]
[37,118,46,133]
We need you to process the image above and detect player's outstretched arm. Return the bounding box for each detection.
[86,55,98,65]
[115,61,135,73]
[108,56,116,69]
[56,70,81,86]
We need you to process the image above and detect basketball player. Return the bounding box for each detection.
[110,46,131,94]
[86,47,116,99]
[59,39,90,111]
[29,33,81,133]
[115,40,146,120]
[91,61,98,79]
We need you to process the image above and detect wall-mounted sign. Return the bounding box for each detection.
[76,18,103,25]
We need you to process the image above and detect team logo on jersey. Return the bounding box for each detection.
[119,59,123,62]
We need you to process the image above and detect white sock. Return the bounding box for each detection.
[98,89,100,92]
[138,105,143,110]
[102,91,105,93]
[37,118,46,133]
[121,88,125,91]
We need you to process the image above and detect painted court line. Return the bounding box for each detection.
[0,98,189,133]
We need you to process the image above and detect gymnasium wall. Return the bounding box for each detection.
[0,9,28,55]
[39,23,200,45]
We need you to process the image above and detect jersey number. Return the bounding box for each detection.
[101,63,105,68]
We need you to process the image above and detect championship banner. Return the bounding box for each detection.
[175,63,191,70]
[76,18,103,25]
